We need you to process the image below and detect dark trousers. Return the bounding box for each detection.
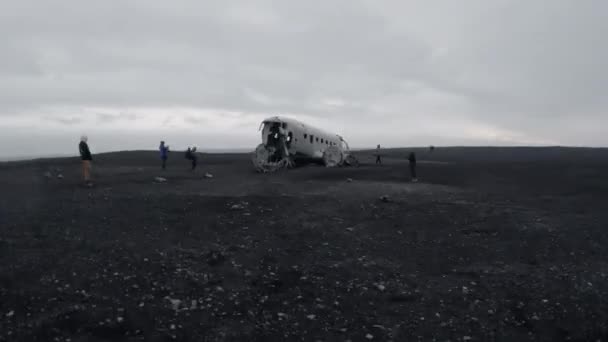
[191,157,197,170]
[161,157,167,169]
[409,162,417,178]
[376,156,381,164]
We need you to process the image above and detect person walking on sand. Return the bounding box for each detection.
[159,141,170,170]
[79,135,93,185]
[408,151,418,182]
[375,144,382,165]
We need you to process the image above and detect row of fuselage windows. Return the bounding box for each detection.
[303,133,337,146]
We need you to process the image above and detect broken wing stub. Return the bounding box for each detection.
[322,146,344,167]
[252,144,294,173]
[336,135,359,167]
[343,153,359,167]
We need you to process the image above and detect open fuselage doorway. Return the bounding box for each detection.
[264,122,290,162]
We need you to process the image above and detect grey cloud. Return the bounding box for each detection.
[96,112,138,123]
[422,1,608,116]
[44,116,83,125]
[0,0,431,112]
[162,116,174,126]
[183,116,208,124]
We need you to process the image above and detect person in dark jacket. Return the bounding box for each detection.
[79,135,93,185]
[185,146,197,171]
[408,151,417,182]
[159,141,170,170]
[375,144,382,165]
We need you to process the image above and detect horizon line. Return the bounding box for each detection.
[2,145,607,162]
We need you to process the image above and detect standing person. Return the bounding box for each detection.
[79,135,93,186]
[185,146,198,171]
[159,141,170,170]
[190,146,197,170]
[375,144,382,165]
[408,151,418,182]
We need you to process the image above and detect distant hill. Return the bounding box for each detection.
[0,154,75,162]
[355,146,608,163]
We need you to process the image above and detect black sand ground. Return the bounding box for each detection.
[1,147,607,341]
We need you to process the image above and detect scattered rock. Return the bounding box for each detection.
[57,174,64,179]
[345,227,354,232]
[375,283,386,291]
[230,203,246,210]
[306,314,316,320]
[379,195,390,203]
[463,336,472,341]
[6,310,14,317]
[346,178,353,182]
[206,251,226,266]
[167,298,182,311]
[366,333,374,340]
[204,173,214,179]
[154,177,167,183]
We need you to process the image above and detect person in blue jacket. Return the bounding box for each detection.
[159,141,170,170]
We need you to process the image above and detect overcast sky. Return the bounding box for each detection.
[1,0,606,158]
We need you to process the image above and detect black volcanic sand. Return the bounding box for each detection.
[1,147,608,341]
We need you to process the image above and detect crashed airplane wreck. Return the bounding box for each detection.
[252,116,358,172]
